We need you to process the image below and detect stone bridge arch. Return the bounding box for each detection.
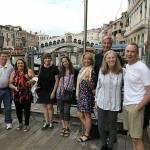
[44,42,86,53]
[42,42,94,66]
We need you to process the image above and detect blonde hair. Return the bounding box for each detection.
[81,52,94,66]
[101,50,122,74]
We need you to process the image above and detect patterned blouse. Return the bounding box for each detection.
[56,73,74,100]
[95,71,123,111]
[12,71,32,102]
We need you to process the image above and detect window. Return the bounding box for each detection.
[137,35,140,43]
[140,4,142,14]
[45,43,48,47]
[134,37,136,43]
[49,41,52,46]
[141,33,144,43]
[41,43,44,48]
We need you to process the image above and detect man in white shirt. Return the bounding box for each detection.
[123,43,150,150]
[0,51,13,129]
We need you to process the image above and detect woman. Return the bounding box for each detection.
[95,50,123,150]
[9,59,34,132]
[76,52,95,142]
[37,53,59,129]
[56,56,74,137]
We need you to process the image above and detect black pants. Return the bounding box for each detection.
[97,107,118,147]
[14,100,31,126]
[144,102,150,129]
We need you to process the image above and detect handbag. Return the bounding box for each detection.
[62,89,73,102]
[62,75,73,102]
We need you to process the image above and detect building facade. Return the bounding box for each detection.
[0,25,14,49]
[112,12,127,44]
[0,25,38,52]
[125,0,149,45]
[99,22,113,43]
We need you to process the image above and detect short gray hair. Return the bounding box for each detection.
[102,35,113,43]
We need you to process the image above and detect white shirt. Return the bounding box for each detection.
[95,71,123,111]
[123,61,150,106]
[31,77,38,102]
[0,63,13,88]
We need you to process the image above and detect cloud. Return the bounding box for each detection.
[0,0,127,35]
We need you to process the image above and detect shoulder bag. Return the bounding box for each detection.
[62,75,73,103]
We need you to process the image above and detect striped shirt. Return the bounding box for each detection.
[0,63,13,88]
[95,71,123,111]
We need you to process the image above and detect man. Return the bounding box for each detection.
[94,35,123,85]
[123,43,150,150]
[0,51,13,129]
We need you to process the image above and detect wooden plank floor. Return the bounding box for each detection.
[0,112,149,150]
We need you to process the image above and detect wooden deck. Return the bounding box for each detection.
[0,108,150,150]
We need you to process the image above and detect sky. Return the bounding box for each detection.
[0,0,128,36]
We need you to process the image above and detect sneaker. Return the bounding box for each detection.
[49,123,54,129]
[42,122,49,130]
[6,123,12,130]
[16,124,23,130]
[24,126,30,132]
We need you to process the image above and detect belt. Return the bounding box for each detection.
[0,87,9,90]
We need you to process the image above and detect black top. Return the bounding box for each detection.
[94,52,104,86]
[38,64,59,92]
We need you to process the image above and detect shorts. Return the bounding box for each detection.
[123,104,144,139]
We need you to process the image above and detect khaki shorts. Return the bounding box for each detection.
[123,104,144,139]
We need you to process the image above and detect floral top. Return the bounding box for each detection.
[12,71,32,102]
[56,73,74,100]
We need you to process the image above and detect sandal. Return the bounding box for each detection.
[63,128,70,137]
[77,135,90,142]
[60,128,65,136]
[16,124,23,130]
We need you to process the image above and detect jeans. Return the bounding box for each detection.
[97,107,118,147]
[0,88,12,123]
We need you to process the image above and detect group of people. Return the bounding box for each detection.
[0,53,35,131]
[96,37,150,150]
[0,35,150,150]
[95,36,150,150]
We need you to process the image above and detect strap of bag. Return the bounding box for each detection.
[38,65,42,76]
[63,74,71,90]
